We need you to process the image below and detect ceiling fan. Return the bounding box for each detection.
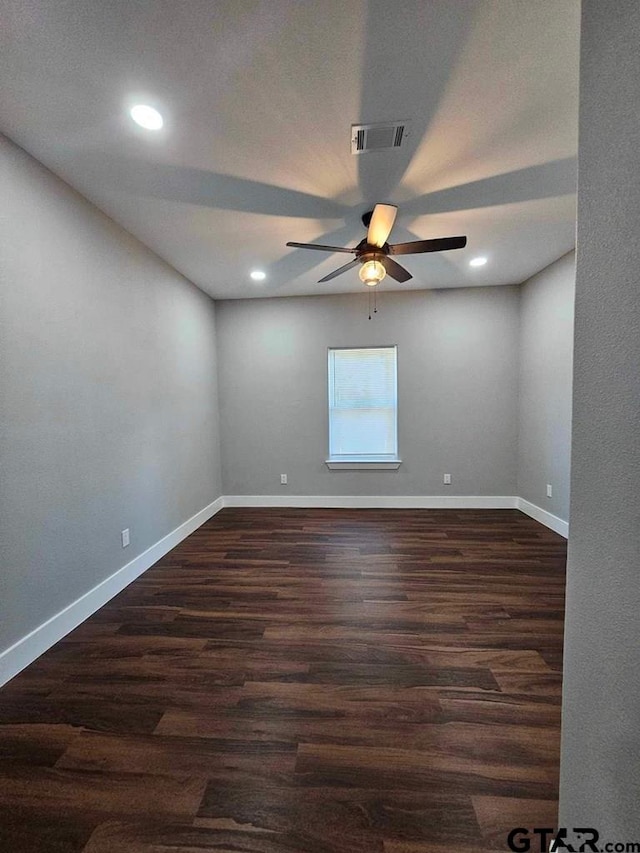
[286,203,467,286]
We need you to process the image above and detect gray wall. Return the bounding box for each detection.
[216,287,520,496]
[518,252,575,522]
[559,0,640,840]
[0,135,222,654]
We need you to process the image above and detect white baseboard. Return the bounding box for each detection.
[224,495,519,509]
[224,495,568,536]
[516,497,569,538]
[0,496,224,687]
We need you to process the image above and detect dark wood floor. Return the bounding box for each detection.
[0,508,566,853]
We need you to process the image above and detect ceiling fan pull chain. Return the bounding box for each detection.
[368,288,372,320]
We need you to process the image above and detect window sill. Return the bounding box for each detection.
[325,458,402,470]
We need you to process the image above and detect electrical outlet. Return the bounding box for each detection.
[121,528,130,548]
[546,484,553,498]
[280,474,288,485]
[443,473,451,485]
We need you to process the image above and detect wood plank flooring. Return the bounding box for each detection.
[0,508,567,852]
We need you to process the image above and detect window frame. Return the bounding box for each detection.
[325,344,402,470]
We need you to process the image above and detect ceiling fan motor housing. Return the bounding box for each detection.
[358,247,388,263]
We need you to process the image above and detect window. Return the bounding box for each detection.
[327,346,401,469]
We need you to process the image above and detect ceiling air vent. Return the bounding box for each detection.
[351,121,409,155]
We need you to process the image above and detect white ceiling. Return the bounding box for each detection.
[0,0,580,299]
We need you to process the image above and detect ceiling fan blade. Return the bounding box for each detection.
[367,203,398,248]
[318,258,361,283]
[380,256,412,283]
[286,241,355,253]
[389,235,467,255]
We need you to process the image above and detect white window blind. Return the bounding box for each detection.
[328,346,398,460]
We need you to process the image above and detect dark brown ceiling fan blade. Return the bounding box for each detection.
[389,235,467,255]
[286,241,356,253]
[318,258,361,283]
[380,256,412,282]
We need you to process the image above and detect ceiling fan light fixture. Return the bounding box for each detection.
[359,259,386,287]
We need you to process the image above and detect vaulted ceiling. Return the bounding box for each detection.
[0,0,580,299]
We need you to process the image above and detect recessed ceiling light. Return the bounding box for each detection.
[130,104,163,130]
[469,256,488,267]
[250,270,266,281]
